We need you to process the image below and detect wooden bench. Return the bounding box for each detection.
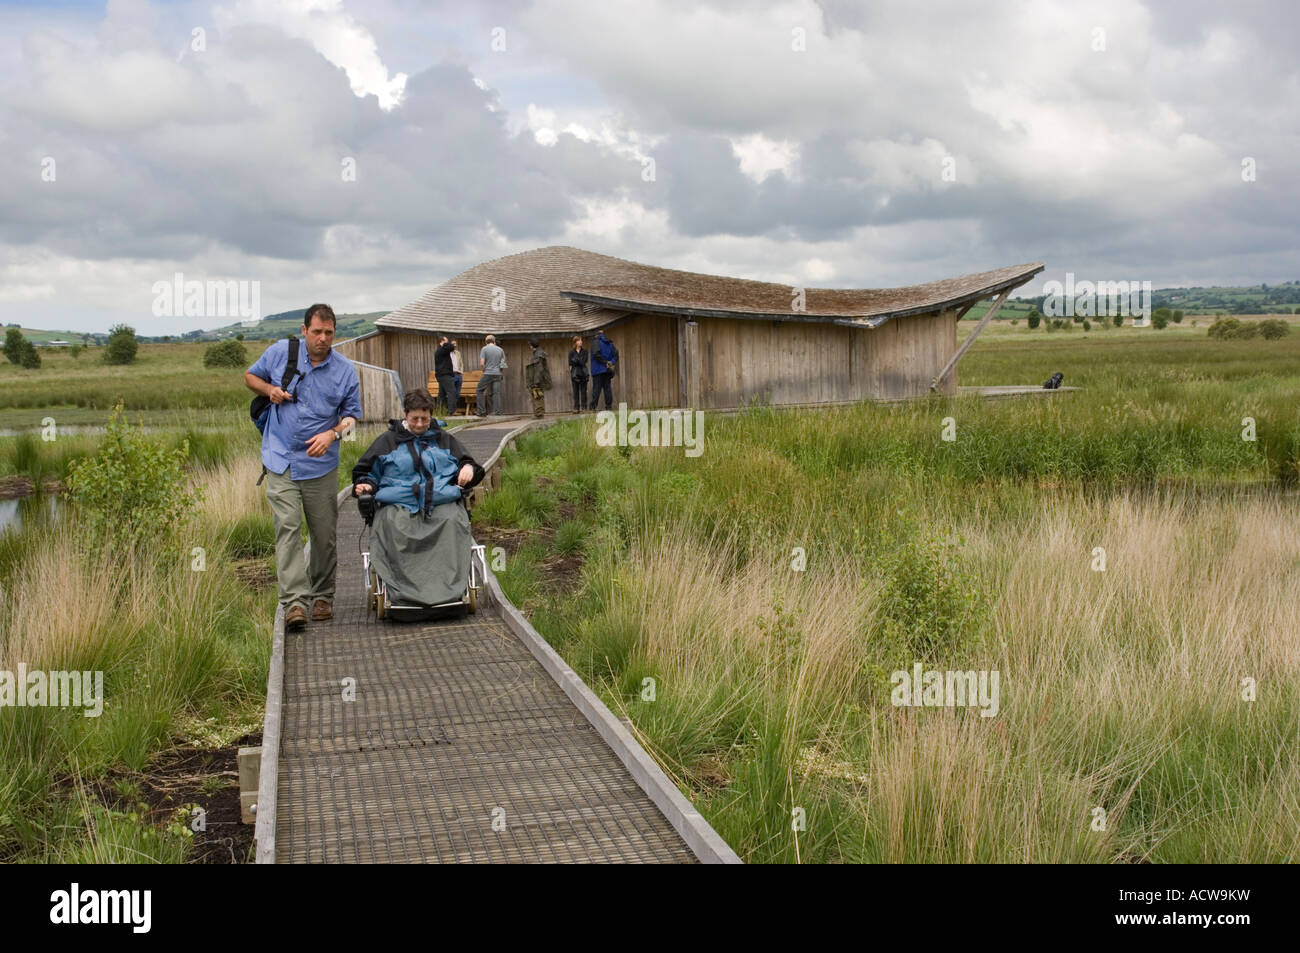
[427,369,484,415]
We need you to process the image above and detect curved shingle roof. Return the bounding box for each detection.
[377,245,1043,336]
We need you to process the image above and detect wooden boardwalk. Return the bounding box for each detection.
[259,419,736,863]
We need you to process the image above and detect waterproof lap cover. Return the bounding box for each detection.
[370,500,470,606]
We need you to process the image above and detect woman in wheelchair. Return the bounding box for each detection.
[351,389,485,609]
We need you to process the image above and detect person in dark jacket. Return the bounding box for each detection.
[568,336,589,413]
[433,335,456,417]
[351,389,486,607]
[525,338,551,418]
[588,329,618,411]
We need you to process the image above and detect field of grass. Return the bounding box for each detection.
[0,341,271,430]
[476,332,1299,863]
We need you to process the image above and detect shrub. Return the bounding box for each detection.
[1027,310,1041,329]
[102,324,138,365]
[1152,311,1169,330]
[18,339,40,369]
[1112,313,1123,328]
[1082,320,1091,331]
[64,403,200,559]
[1207,317,1259,340]
[872,512,990,664]
[1258,319,1291,340]
[203,339,248,368]
[1172,309,1184,323]
[3,327,24,364]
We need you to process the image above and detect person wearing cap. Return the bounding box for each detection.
[525,337,552,418]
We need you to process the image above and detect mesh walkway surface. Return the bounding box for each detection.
[273,420,699,863]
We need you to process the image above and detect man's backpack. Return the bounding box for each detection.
[250,336,301,433]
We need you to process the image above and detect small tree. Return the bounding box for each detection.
[203,339,248,368]
[1258,319,1291,340]
[1152,311,1169,330]
[18,339,40,368]
[103,324,138,365]
[3,327,24,364]
[65,403,199,559]
[1082,319,1091,331]
[1027,310,1041,329]
[1113,313,1123,328]
[69,341,83,360]
[1172,309,1184,323]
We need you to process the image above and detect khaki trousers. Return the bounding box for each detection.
[265,467,339,612]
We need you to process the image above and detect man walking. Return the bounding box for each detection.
[244,303,361,632]
[588,328,618,411]
[434,334,456,416]
[525,338,551,418]
[477,334,505,415]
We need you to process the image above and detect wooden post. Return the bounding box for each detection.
[930,288,1011,391]
[238,746,261,825]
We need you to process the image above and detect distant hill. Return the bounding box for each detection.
[160,309,389,342]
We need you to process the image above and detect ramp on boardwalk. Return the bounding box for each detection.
[258,419,736,863]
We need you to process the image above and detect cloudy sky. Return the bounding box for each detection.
[1,0,1296,334]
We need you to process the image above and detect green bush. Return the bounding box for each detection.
[1258,319,1291,340]
[1207,317,1259,340]
[64,403,200,559]
[872,510,989,664]
[1112,313,1123,328]
[18,339,40,369]
[203,339,248,368]
[102,324,138,365]
[1026,310,1041,329]
[3,327,23,364]
[1152,311,1169,330]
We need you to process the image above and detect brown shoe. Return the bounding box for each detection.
[285,604,307,631]
[311,599,333,621]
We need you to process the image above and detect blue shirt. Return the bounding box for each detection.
[248,340,362,480]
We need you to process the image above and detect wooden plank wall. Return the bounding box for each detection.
[352,362,403,422]
[695,309,958,407]
[334,307,957,414]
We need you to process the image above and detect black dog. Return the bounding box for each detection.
[1042,372,1064,390]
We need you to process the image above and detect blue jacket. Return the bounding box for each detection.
[590,332,618,375]
[351,419,484,516]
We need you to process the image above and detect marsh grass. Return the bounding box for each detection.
[0,432,276,862]
[487,346,1300,862]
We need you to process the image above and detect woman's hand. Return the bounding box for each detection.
[354,483,373,495]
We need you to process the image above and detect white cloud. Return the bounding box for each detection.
[213,0,407,109]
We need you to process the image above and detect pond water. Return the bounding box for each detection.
[0,494,64,535]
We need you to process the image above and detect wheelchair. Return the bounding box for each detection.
[357,490,487,621]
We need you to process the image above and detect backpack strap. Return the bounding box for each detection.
[281,336,301,391]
